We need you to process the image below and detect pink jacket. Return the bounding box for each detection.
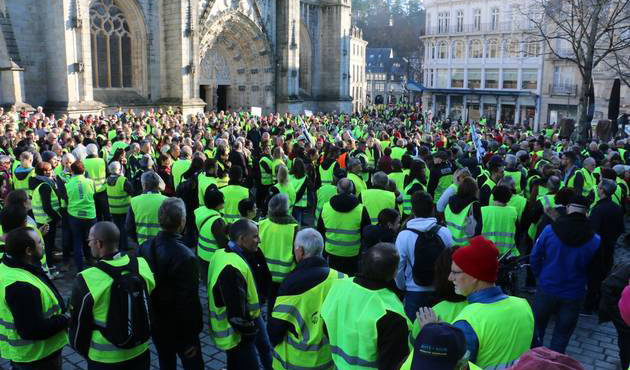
[619,284,630,326]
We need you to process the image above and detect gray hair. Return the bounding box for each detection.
[62,153,76,163]
[497,176,515,192]
[599,178,617,198]
[141,171,161,191]
[337,178,354,195]
[268,193,290,217]
[295,228,324,257]
[158,197,186,232]
[583,157,596,168]
[453,167,471,183]
[372,171,389,188]
[86,143,99,156]
[181,145,193,158]
[72,145,87,161]
[276,165,289,185]
[108,161,122,175]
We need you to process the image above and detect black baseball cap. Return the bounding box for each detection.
[411,323,466,370]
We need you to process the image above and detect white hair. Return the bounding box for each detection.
[62,153,76,164]
[108,161,122,175]
[86,143,99,156]
[295,228,324,257]
[268,193,290,217]
[72,145,87,161]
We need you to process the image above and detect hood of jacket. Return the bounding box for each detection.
[551,212,595,247]
[107,174,120,186]
[14,166,33,181]
[447,194,477,214]
[404,217,440,232]
[329,193,360,213]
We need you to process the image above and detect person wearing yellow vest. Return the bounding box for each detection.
[84,144,110,221]
[268,228,345,370]
[318,150,339,187]
[481,185,518,255]
[172,145,192,191]
[347,158,367,196]
[427,150,455,204]
[315,168,344,224]
[269,164,296,209]
[567,157,596,201]
[317,178,371,276]
[207,219,273,369]
[479,155,505,207]
[402,160,428,217]
[390,139,407,161]
[257,145,274,212]
[445,177,482,246]
[69,221,155,369]
[57,152,76,269]
[359,171,397,224]
[445,236,534,368]
[106,161,134,252]
[0,227,69,370]
[197,158,218,206]
[30,162,63,269]
[271,146,286,182]
[321,242,411,369]
[288,158,309,225]
[66,161,97,272]
[503,154,527,195]
[12,151,35,196]
[195,185,228,281]
[219,166,251,223]
[127,171,168,246]
[259,194,298,313]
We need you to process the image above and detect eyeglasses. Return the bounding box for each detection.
[450,269,464,275]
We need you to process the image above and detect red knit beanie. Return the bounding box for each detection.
[452,236,499,283]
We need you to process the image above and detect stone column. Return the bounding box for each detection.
[276,0,302,113]
[496,96,501,124]
[446,94,451,118]
[515,97,520,124]
[431,94,436,115]
[462,94,468,122]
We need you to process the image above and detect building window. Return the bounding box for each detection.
[505,39,520,58]
[456,10,464,32]
[473,9,481,31]
[553,66,574,88]
[451,68,464,88]
[452,41,464,59]
[426,13,431,33]
[438,12,450,33]
[522,69,538,89]
[436,69,449,88]
[487,39,499,58]
[438,41,448,59]
[502,69,518,89]
[470,40,483,58]
[430,42,436,59]
[490,8,500,31]
[524,40,539,57]
[90,0,133,88]
[468,69,481,88]
[485,69,499,88]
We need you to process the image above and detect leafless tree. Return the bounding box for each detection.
[523,0,630,140]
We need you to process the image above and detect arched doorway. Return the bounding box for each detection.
[199,11,274,112]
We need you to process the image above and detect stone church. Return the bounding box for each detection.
[0,0,355,117]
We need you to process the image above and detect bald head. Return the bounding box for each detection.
[337,178,354,195]
[91,221,120,253]
[360,243,400,282]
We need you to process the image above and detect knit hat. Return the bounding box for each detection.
[452,236,499,283]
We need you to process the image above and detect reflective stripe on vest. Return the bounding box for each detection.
[322,203,363,257]
[259,156,273,186]
[131,193,168,244]
[220,185,250,223]
[32,182,61,224]
[290,175,308,208]
[259,219,298,283]
[106,176,131,215]
[402,179,424,214]
[319,164,334,185]
[66,175,97,219]
[194,207,223,262]
[481,206,517,255]
[361,189,396,224]
[207,249,261,350]
[444,202,473,246]
[84,158,107,192]
[316,185,337,223]
[504,170,522,194]
[80,255,155,363]
[197,173,217,206]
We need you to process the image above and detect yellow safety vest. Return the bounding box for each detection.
[259,218,298,283]
[361,188,396,224]
[321,203,364,257]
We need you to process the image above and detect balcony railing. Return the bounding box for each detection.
[423,22,535,36]
[549,83,577,96]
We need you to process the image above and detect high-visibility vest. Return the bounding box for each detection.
[32,183,60,224]
[528,194,556,240]
[216,162,229,188]
[504,170,523,194]
[454,296,534,369]
[347,173,366,196]
[316,184,337,223]
[220,185,249,223]
[321,278,411,369]
[319,164,335,185]
[207,248,261,350]
[197,173,217,206]
[259,218,298,283]
[84,157,107,193]
[272,159,285,182]
[274,182,296,209]
[172,159,191,190]
[410,299,468,344]
[481,205,517,255]
[435,174,454,204]
[272,268,346,369]
[66,175,97,219]
[567,168,595,197]
[106,176,131,215]
[259,156,273,186]
[361,188,396,224]
[194,207,223,262]
[445,202,474,246]
[321,202,363,257]
[130,192,168,244]
[388,172,406,193]
[290,175,308,208]
[0,263,68,362]
[482,178,496,194]
[12,169,34,196]
[355,152,370,182]
[79,255,155,363]
[390,147,405,161]
[402,179,424,215]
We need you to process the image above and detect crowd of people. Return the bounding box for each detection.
[0,103,628,370]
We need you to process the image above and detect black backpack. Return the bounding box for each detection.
[94,256,152,349]
[403,224,446,286]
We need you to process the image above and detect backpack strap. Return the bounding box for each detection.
[94,255,139,278]
[402,224,443,238]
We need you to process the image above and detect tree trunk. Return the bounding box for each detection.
[575,75,592,142]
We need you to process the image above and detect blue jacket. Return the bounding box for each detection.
[530,213,600,300]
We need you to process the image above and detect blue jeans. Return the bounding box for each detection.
[68,216,95,272]
[226,316,273,370]
[532,290,582,353]
[404,291,435,321]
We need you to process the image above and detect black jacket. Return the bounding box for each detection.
[362,224,397,252]
[136,231,203,345]
[316,193,372,237]
[267,256,333,346]
[28,176,62,223]
[322,276,409,370]
[447,194,482,235]
[1,254,68,341]
[427,161,454,198]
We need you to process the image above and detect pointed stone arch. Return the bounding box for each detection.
[299,21,312,97]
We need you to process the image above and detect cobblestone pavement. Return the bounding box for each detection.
[1,230,628,370]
